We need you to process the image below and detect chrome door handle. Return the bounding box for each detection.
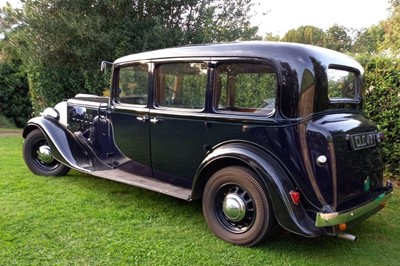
[150,117,162,124]
[137,116,148,122]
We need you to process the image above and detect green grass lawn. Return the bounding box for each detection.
[0,135,399,265]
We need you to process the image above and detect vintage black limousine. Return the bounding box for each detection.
[23,41,393,246]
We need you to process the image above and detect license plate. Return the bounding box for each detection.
[350,132,376,150]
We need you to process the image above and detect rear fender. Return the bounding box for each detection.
[194,142,323,237]
[23,116,107,173]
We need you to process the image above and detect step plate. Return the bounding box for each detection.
[91,169,192,201]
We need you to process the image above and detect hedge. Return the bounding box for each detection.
[356,54,400,177]
[0,59,32,127]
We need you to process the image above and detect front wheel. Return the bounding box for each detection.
[202,166,274,246]
[23,129,70,176]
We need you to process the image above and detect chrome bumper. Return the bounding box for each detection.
[315,186,394,227]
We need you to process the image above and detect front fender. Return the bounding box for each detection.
[23,116,96,173]
[194,142,323,237]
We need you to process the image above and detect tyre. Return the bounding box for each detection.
[23,129,70,176]
[202,166,274,246]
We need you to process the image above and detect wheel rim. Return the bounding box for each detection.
[215,183,255,233]
[31,138,60,171]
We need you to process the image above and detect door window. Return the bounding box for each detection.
[214,62,277,115]
[155,62,207,110]
[117,64,148,105]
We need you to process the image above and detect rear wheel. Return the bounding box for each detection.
[202,166,274,246]
[23,129,70,176]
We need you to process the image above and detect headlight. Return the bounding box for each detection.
[41,107,60,121]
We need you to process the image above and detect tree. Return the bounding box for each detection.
[325,24,352,53]
[352,24,385,54]
[282,25,326,47]
[263,32,280,41]
[1,0,259,114]
[379,0,400,55]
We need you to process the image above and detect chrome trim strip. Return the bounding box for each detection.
[315,191,393,227]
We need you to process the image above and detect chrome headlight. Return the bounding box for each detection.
[41,107,60,121]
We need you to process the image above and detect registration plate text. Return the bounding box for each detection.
[350,132,376,150]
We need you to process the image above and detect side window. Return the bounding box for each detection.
[215,62,277,115]
[155,62,207,110]
[117,64,148,105]
[327,68,357,101]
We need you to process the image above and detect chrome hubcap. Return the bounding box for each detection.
[37,145,54,164]
[223,193,246,222]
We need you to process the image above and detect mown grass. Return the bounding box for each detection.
[0,135,399,265]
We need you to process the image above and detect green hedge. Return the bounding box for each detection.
[0,59,32,128]
[0,112,15,128]
[26,63,105,115]
[356,54,400,177]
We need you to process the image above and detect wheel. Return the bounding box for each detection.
[202,166,274,246]
[23,129,70,176]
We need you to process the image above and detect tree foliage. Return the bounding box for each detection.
[0,0,259,114]
[380,0,400,54]
[0,58,32,127]
[356,54,400,176]
[324,25,352,52]
[278,24,352,52]
[352,24,385,54]
[282,25,326,46]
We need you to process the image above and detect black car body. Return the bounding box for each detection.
[23,41,393,246]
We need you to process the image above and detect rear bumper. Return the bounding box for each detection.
[315,182,394,227]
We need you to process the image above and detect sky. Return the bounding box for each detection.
[252,0,391,36]
[0,0,392,37]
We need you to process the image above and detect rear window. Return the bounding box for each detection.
[327,68,358,101]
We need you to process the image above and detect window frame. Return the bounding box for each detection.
[153,61,209,112]
[212,59,278,117]
[113,62,150,107]
[327,64,361,104]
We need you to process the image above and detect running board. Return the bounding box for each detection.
[91,169,192,201]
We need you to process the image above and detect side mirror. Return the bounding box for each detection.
[100,61,113,73]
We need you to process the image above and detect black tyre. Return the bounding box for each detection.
[23,129,70,176]
[202,166,274,246]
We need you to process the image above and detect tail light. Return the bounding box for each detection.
[289,191,301,205]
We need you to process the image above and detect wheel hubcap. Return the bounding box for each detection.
[215,184,255,233]
[223,193,246,222]
[37,145,54,164]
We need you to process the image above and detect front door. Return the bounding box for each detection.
[110,63,152,177]
[150,61,209,188]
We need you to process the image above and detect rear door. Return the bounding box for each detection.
[149,61,210,188]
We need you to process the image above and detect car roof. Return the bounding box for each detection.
[113,41,361,71]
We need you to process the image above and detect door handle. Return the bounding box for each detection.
[137,116,148,122]
[150,117,162,124]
